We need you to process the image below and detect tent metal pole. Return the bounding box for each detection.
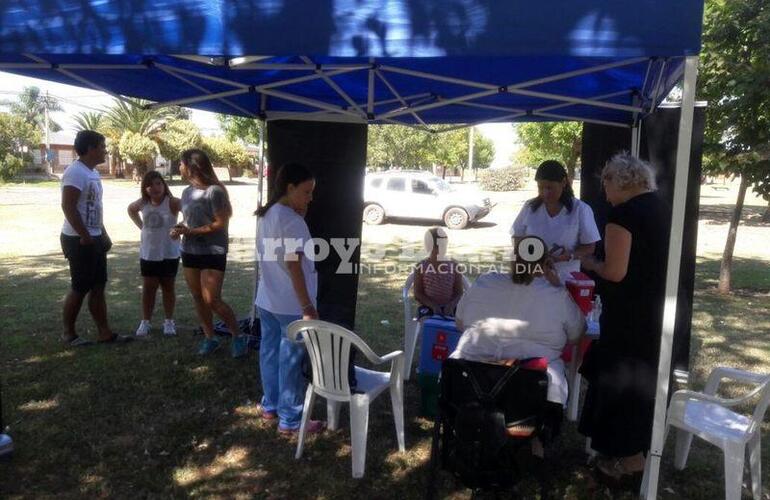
[378,88,499,120]
[433,112,528,133]
[535,112,631,128]
[367,58,375,117]
[641,54,698,500]
[380,118,434,133]
[147,87,251,108]
[506,88,642,113]
[631,124,639,156]
[300,56,367,118]
[232,63,369,71]
[259,87,363,118]
[155,65,257,116]
[650,59,669,113]
[375,69,429,127]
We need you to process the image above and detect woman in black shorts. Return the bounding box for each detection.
[171,149,246,357]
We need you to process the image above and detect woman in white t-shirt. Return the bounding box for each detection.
[128,171,181,337]
[510,160,600,282]
[254,163,324,435]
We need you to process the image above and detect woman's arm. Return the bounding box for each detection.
[580,223,631,282]
[169,196,181,216]
[184,209,229,236]
[286,258,318,320]
[127,199,143,230]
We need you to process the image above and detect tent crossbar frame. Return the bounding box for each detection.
[259,87,362,118]
[300,55,366,118]
[377,57,646,120]
[155,64,257,117]
[375,69,428,127]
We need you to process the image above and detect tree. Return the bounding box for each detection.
[1,86,63,132]
[72,111,106,132]
[0,113,40,181]
[156,119,202,163]
[699,0,770,293]
[201,136,251,176]
[515,121,583,178]
[217,114,264,146]
[118,132,158,179]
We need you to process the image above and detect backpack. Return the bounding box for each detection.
[435,358,549,492]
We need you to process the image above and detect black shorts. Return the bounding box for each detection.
[140,258,180,278]
[181,252,227,272]
[60,233,108,294]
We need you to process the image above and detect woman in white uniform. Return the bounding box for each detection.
[511,160,600,282]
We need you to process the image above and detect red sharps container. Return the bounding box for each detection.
[565,271,595,315]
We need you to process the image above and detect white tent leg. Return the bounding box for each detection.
[641,54,699,500]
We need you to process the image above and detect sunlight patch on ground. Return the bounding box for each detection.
[18,397,59,412]
[173,445,253,486]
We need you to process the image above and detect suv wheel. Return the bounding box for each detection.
[444,207,469,229]
[363,203,385,225]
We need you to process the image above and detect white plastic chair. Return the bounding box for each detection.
[402,270,471,381]
[664,367,770,500]
[287,319,406,479]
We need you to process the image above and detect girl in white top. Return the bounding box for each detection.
[254,162,323,434]
[511,160,600,283]
[128,171,181,337]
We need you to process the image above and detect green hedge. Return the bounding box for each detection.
[477,166,527,191]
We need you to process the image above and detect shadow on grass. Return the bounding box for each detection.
[0,244,767,498]
[698,204,770,228]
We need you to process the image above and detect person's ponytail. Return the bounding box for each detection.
[255,163,314,217]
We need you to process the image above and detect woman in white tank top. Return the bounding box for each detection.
[128,171,181,337]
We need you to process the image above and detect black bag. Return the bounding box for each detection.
[431,358,549,493]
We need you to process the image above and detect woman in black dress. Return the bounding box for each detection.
[578,153,670,484]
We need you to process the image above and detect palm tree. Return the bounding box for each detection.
[72,111,105,132]
[1,86,63,132]
[101,98,188,178]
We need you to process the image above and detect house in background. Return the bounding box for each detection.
[30,130,109,175]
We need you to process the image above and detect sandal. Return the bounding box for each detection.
[61,335,93,347]
[256,404,278,423]
[595,458,643,490]
[97,334,134,344]
[278,420,325,436]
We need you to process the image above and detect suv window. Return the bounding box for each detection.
[387,178,406,191]
[412,179,433,194]
[370,178,383,188]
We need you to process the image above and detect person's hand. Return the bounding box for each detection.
[580,255,600,272]
[302,305,319,320]
[543,259,562,286]
[79,234,94,246]
[169,224,188,239]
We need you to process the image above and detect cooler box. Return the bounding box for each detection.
[565,271,595,315]
[418,316,462,377]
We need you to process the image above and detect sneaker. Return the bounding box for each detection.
[135,320,151,337]
[163,319,177,336]
[198,338,221,355]
[278,419,325,435]
[231,334,248,358]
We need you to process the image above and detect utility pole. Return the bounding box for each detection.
[44,91,51,176]
[465,125,475,182]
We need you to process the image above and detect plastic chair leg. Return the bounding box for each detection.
[327,400,342,431]
[723,443,746,500]
[673,428,694,470]
[349,395,371,478]
[748,433,761,500]
[295,386,316,460]
[390,379,405,452]
[403,320,421,381]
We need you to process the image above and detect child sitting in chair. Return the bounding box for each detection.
[414,227,464,318]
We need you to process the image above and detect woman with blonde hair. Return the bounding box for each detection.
[579,153,669,487]
[170,149,246,357]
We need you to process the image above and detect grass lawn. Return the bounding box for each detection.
[1,191,769,498]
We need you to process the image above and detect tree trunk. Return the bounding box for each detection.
[762,199,770,223]
[717,175,749,294]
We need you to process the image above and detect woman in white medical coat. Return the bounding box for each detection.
[511,160,600,282]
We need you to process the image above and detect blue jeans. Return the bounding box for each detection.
[257,308,306,430]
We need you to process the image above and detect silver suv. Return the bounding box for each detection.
[363,170,491,229]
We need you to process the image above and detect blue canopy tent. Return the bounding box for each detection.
[0,1,705,496]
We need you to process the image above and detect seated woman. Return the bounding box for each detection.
[451,236,585,418]
[413,227,464,318]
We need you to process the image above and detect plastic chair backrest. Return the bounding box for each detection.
[288,320,383,399]
[749,375,770,435]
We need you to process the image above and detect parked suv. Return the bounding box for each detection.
[363,170,492,229]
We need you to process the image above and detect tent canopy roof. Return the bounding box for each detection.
[0,0,705,127]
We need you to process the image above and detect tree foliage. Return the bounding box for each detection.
[73,111,106,133]
[0,113,40,180]
[202,136,251,173]
[515,121,583,178]
[118,131,158,178]
[156,119,202,162]
[700,0,770,193]
[217,114,264,146]
[1,86,63,132]
[366,125,494,171]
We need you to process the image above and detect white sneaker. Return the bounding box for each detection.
[163,319,177,336]
[135,320,151,337]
